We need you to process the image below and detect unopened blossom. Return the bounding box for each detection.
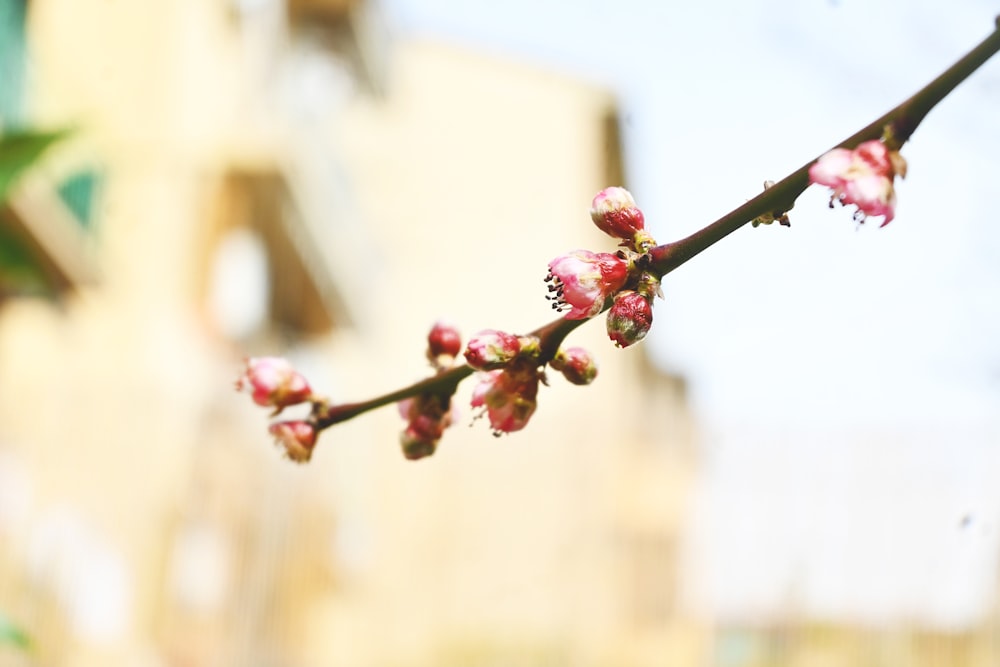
[545,249,629,320]
[550,346,598,386]
[606,291,653,348]
[269,420,318,463]
[470,361,540,435]
[590,186,645,240]
[426,320,462,369]
[464,329,521,370]
[397,394,454,460]
[236,357,312,411]
[809,140,906,226]
[400,429,438,461]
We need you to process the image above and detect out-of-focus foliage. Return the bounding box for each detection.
[0,129,70,297]
[0,129,68,203]
[0,612,31,651]
[0,221,48,293]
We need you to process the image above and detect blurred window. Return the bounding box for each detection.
[286,0,386,97]
[202,170,346,343]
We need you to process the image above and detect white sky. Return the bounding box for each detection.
[381,0,1000,627]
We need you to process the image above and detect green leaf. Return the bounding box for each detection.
[0,612,32,651]
[0,222,50,295]
[0,129,71,204]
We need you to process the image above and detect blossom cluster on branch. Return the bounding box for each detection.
[237,152,902,462]
[233,18,1000,463]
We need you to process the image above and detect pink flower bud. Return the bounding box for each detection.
[397,393,454,460]
[397,397,416,421]
[400,429,438,460]
[606,291,653,348]
[550,346,598,386]
[590,186,645,240]
[809,140,906,226]
[269,420,318,463]
[545,250,629,320]
[464,329,521,370]
[407,412,447,442]
[426,320,462,368]
[236,357,312,410]
[470,362,540,435]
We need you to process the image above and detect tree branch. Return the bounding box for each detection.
[315,18,1000,431]
[648,18,1000,277]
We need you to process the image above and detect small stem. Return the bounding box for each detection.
[315,18,1000,432]
[314,366,473,429]
[315,313,590,429]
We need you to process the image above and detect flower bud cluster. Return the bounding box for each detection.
[396,320,464,459]
[545,186,662,349]
[463,329,599,435]
[809,139,906,226]
[463,329,544,435]
[398,394,454,460]
[471,362,541,435]
[237,357,322,462]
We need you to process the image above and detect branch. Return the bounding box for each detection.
[314,315,589,429]
[648,18,1000,276]
[241,18,1000,459]
[326,19,1000,420]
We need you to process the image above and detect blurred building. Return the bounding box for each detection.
[706,622,1000,667]
[0,0,702,665]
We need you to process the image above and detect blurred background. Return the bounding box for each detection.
[1,0,999,665]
